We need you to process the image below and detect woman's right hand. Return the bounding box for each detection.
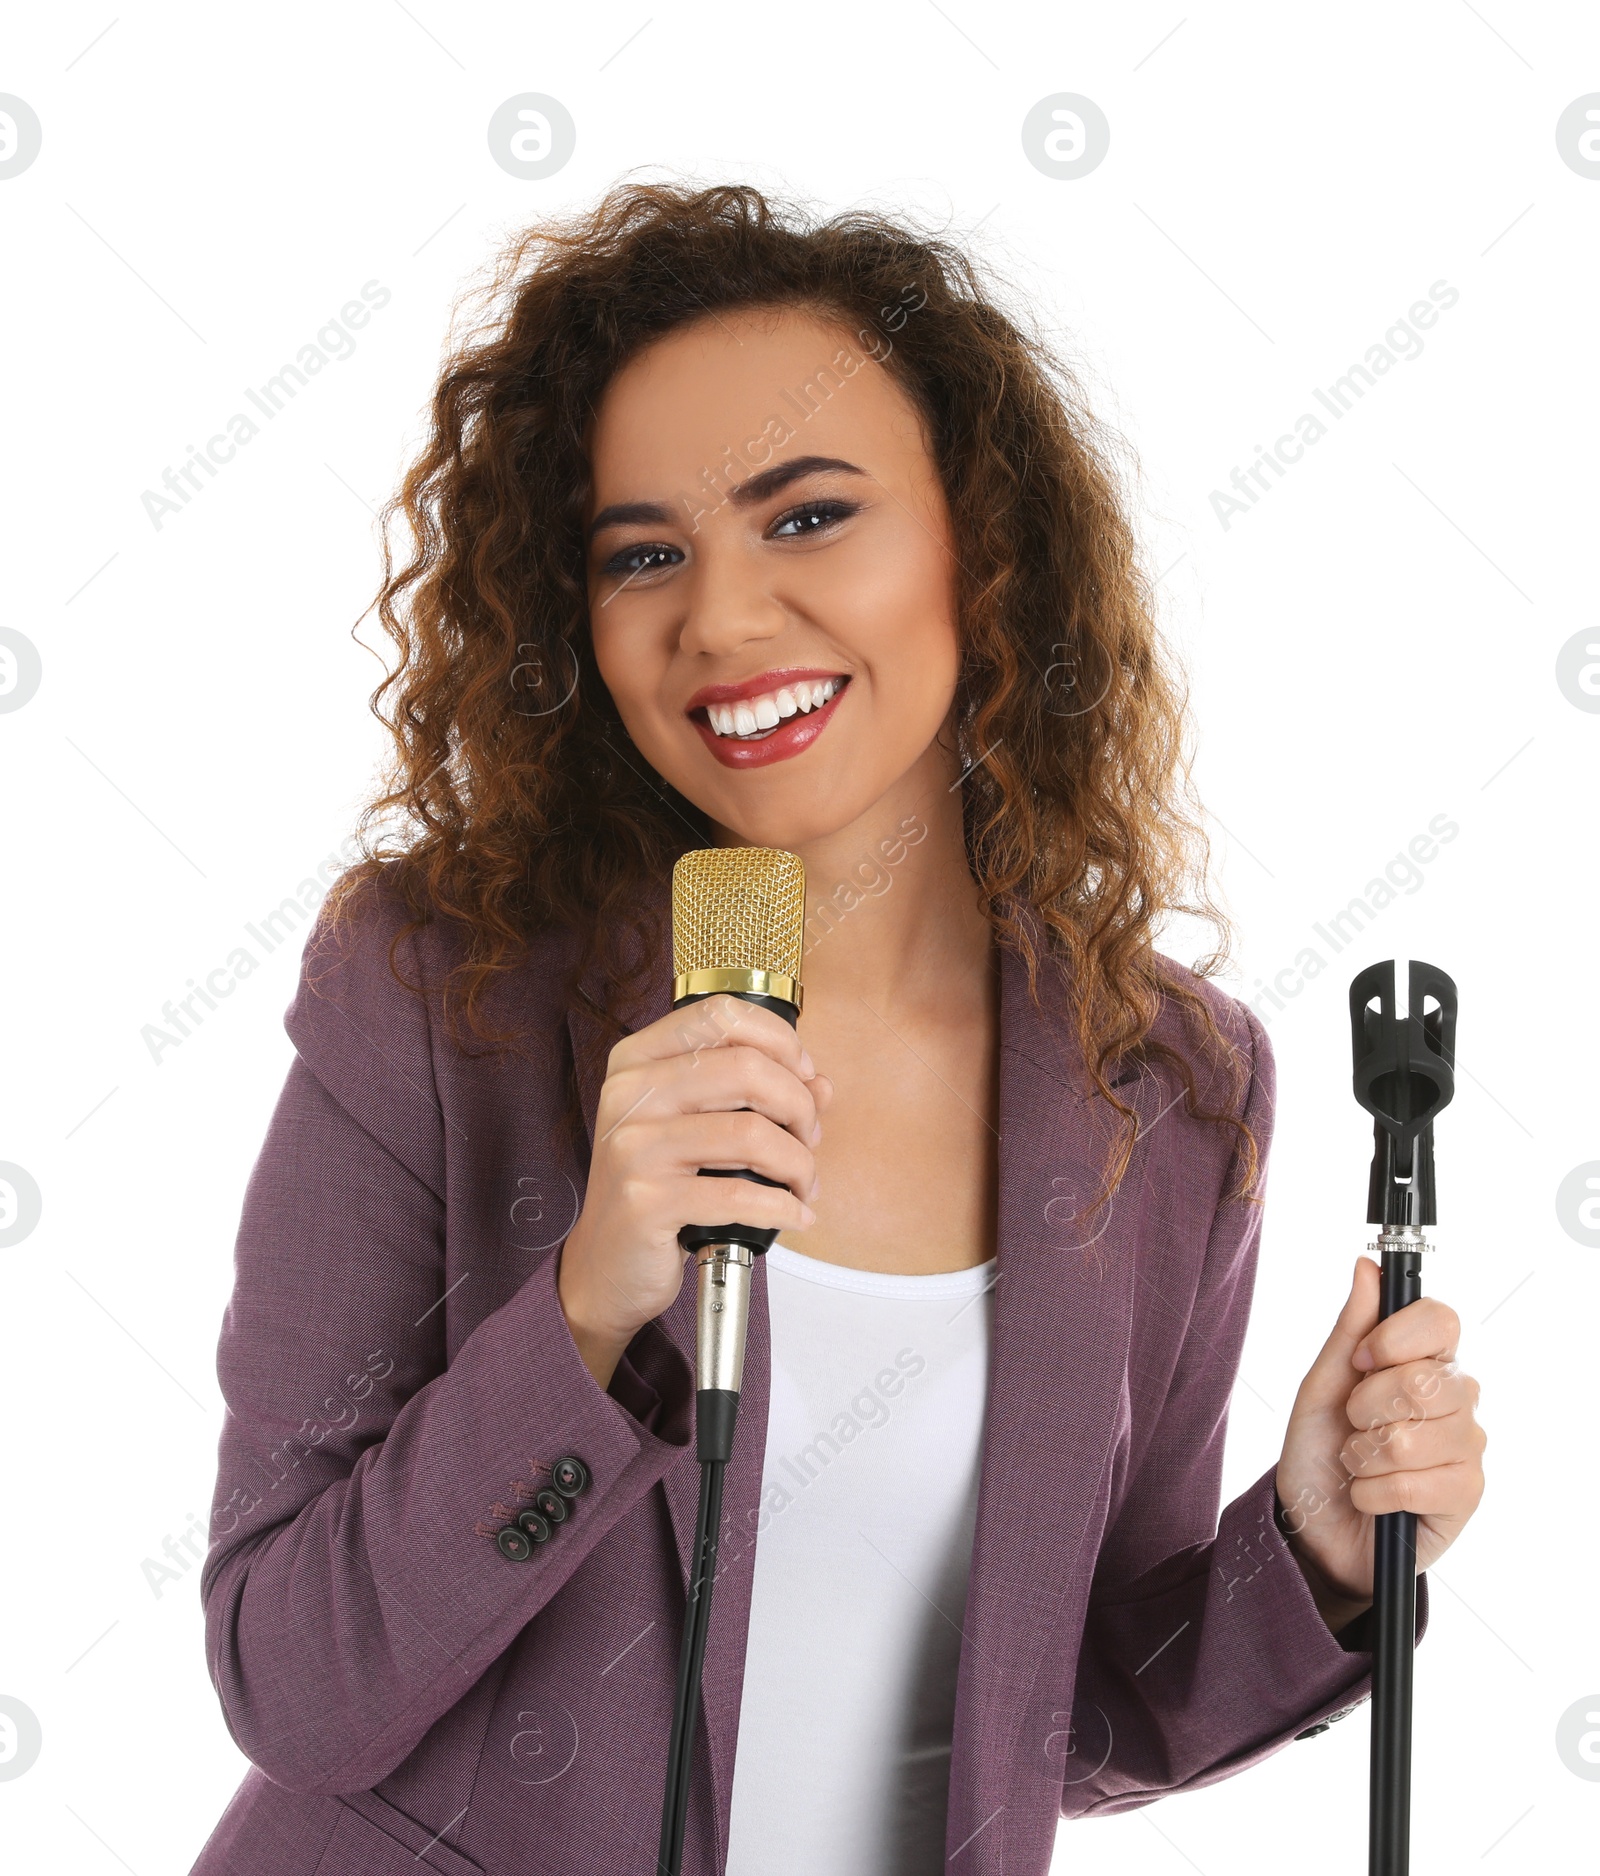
[556,994,833,1389]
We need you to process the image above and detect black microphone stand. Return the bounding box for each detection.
[1348,959,1457,1876]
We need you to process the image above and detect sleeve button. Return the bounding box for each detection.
[533,1487,569,1525]
[552,1456,591,1497]
[495,1526,533,1561]
[516,1507,553,1545]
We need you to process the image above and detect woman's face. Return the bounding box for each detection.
[583,305,962,850]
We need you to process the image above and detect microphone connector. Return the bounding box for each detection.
[694,1240,754,1464]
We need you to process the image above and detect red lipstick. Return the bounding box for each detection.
[684,667,847,712]
[687,669,851,771]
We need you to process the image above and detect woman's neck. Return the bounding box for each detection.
[716,733,1003,1279]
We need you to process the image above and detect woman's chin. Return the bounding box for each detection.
[670,773,878,854]
[698,803,868,854]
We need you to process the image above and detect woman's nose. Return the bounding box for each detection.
[676,551,789,661]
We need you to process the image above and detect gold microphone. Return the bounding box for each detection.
[670,844,805,1462]
[671,843,805,1012]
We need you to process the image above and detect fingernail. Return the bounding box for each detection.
[799,1203,816,1226]
[808,1175,821,1201]
[799,1049,816,1078]
[810,1120,823,1145]
[1353,1344,1374,1369]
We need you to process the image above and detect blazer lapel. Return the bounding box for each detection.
[941,932,1164,1869]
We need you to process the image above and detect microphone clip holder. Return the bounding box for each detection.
[1349,957,1457,1230]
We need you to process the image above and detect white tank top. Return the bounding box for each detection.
[724,1240,998,1875]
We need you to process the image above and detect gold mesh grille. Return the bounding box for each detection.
[671,847,806,980]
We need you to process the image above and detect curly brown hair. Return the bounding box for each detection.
[323,177,1259,1211]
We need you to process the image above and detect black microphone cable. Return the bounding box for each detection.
[656,1299,738,1873]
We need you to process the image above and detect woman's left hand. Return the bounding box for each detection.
[1274,1255,1487,1634]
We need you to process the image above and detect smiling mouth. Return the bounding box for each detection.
[695,675,848,742]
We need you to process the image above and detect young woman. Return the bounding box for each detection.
[191,182,1485,1876]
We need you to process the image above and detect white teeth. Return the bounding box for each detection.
[705,677,843,738]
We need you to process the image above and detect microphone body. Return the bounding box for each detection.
[676,984,797,1463]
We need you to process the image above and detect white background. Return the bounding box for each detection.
[1,3,1595,1871]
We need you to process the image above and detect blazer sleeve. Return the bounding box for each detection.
[198,874,694,1797]
[1061,1004,1428,1819]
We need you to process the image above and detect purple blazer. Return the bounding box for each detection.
[191,868,1422,1876]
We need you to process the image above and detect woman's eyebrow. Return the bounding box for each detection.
[586,454,868,543]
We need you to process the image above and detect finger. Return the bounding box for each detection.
[1354,1295,1461,1373]
[1347,1460,1485,1520]
[654,1110,817,1200]
[611,995,814,1079]
[673,1170,816,1236]
[1339,1409,1487,1479]
[1346,1361,1479,1431]
[1291,1256,1382,1417]
[643,1045,822,1145]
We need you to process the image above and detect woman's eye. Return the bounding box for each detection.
[770,499,857,539]
[599,499,856,579]
[601,541,682,579]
